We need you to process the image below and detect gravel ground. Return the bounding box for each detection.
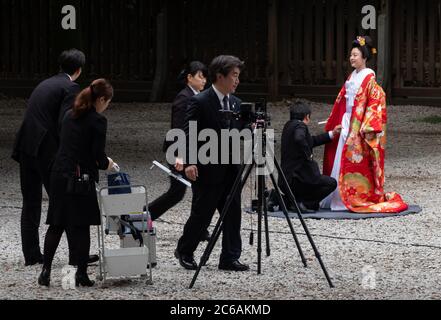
[0,97,440,300]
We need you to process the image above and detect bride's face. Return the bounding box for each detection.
[350,48,367,70]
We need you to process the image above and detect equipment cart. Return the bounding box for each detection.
[97,185,156,285]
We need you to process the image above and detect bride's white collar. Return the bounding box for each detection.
[353,67,375,78]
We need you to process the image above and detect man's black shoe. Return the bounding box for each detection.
[303,201,320,212]
[38,268,51,287]
[25,255,43,267]
[266,189,279,212]
[299,202,317,214]
[287,202,316,214]
[69,255,100,267]
[219,260,250,272]
[174,250,198,270]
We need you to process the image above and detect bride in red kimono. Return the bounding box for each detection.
[321,36,408,213]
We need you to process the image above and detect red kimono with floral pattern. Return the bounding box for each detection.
[323,74,408,213]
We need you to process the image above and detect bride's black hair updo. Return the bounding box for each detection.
[352,36,377,61]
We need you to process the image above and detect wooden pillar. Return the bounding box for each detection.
[150,2,168,102]
[1,0,11,78]
[278,0,291,86]
[377,0,392,98]
[428,0,437,85]
[268,0,279,101]
[392,0,402,89]
[439,0,441,87]
[336,1,344,84]
[325,0,335,81]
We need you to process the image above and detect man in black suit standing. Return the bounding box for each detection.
[176,55,249,272]
[278,102,341,212]
[12,49,85,266]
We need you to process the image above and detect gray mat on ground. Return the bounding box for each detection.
[245,205,422,220]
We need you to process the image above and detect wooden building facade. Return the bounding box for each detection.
[0,0,440,104]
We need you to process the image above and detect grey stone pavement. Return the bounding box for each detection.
[1,98,440,300]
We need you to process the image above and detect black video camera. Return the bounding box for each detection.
[219,99,271,126]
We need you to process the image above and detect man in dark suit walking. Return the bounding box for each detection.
[278,102,341,212]
[12,49,85,266]
[175,55,250,272]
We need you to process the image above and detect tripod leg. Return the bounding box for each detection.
[273,157,335,288]
[263,188,271,257]
[269,173,308,267]
[189,163,254,289]
[257,174,264,275]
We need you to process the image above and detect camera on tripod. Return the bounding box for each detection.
[219,99,271,127]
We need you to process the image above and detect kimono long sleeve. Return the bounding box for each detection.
[360,79,386,137]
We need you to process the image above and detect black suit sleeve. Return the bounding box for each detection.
[293,124,313,161]
[312,132,332,148]
[184,96,200,165]
[58,85,80,132]
[92,116,110,170]
[172,93,189,130]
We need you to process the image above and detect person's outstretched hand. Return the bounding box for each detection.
[185,165,198,182]
[175,158,184,172]
[332,125,343,137]
[107,157,115,171]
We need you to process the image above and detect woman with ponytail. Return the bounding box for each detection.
[38,79,116,288]
[149,62,210,230]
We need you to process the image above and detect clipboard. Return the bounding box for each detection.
[150,161,192,188]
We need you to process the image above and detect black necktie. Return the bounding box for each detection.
[223,96,230,111]
[223,96,231,128]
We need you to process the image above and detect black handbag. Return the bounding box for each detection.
[66,165,94,196]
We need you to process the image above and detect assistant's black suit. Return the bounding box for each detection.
[149,86,195,221]
[48,109,109,227]
[12,73,80,264]
[177,87,244,264]
[279,120,337,210]
[165,85,196,152]
[43,109,110,271]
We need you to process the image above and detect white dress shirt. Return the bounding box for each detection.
[212,85,231,110]
[188,85,200,96]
